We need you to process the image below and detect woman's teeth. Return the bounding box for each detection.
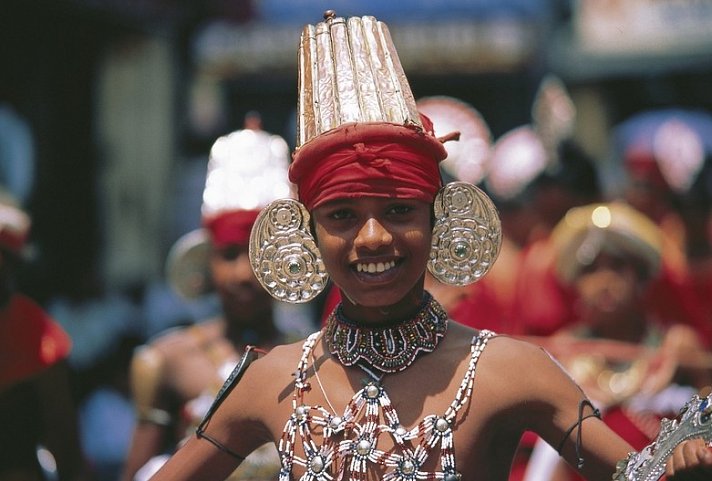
[356,260,396,273]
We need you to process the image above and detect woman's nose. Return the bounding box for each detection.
[354,217,393,250]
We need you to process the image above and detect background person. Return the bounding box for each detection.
[120,121,314,481]
[521,201,712,481]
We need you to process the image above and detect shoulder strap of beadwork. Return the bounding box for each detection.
[294,331,322,392]
[445,329,496,419]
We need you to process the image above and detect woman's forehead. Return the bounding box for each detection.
[315,196,429,209]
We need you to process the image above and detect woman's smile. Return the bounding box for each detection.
[354,259,397,274]
[313,197,432,311]
[351,258,402,285]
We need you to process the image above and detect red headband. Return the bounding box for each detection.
[203,209,260,247]
[290,119,448,210]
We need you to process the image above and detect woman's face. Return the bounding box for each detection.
[312,197,432,318]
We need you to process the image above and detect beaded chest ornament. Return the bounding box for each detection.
[278,328,495,481]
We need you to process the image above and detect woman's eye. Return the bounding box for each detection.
[389,204,413,215]
[329,209,353,220]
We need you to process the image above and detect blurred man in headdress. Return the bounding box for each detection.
[121,119,314,481]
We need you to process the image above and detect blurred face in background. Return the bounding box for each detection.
[210,242,271,325]
[572,250,646,332]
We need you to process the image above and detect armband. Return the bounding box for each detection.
[196,431,246,461]
[556,398,601,469]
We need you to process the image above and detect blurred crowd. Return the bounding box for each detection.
[1,75,712,481]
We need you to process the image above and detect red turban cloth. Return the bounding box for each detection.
[290,118,449,210]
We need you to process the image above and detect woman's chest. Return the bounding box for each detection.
[264,364,522,481]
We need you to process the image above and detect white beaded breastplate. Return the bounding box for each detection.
[278,329,495,481]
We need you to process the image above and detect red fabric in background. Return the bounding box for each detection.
[204,209,261,248]
[0,294,72,391]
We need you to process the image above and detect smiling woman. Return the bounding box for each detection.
[145,10,712,481]
[312,197,432,316]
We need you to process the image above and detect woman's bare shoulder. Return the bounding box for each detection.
[483,334,588,410]
[246,335,316,380]
[475,332,564,376]
[227,336,316,416]
[446,323,546,357]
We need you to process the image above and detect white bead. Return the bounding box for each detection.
[435,417,450,432]
[366,383,380,399]
[401,459,416,475]
[310,455,325,473]
[330,416,343,429]
[356,439,371,456]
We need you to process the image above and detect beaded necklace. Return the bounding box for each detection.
[278,328,495,481]
[323,293,449,374]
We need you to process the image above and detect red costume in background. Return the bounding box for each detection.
[0,293,73,477]
[0,293,72,391]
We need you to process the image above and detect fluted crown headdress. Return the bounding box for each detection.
[289,11,448,210]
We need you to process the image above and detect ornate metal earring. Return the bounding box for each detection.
[249,199,329,303]
[428,181,502,286]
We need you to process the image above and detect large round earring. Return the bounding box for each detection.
[428,181,502,286]
[249,199,329,303]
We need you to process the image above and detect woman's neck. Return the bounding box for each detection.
[338,286,426,326]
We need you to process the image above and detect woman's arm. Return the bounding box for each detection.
[519,340,712,481]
